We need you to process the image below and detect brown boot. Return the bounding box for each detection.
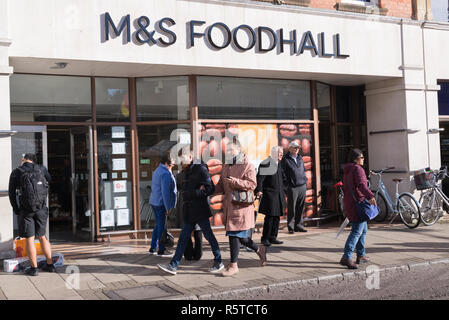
[257,245,267,267]
[356,256,370,264]
[222,262,239,277]
[339,257,358,269]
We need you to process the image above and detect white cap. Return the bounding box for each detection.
[289,141,300,148]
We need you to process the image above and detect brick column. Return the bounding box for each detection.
[0,0,15,259]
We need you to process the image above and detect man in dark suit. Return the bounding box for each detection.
[256,146,286,246]
[281,141,308,234]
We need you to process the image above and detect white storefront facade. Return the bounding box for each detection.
[0,0,448,258]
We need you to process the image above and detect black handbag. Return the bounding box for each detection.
[160,216,174,248]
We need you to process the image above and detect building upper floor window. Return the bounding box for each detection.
[431,0,449,22]
[438,81,449,116]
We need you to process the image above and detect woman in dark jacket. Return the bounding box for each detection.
[157,152,224,275]
[340,148,376,269]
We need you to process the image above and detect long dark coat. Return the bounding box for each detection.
[255,157,286,217]
[180,161,215,225]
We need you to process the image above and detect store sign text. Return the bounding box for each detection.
[103,12,349,58]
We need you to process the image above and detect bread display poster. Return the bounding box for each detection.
[200,123,315,226]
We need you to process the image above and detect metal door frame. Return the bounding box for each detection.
[70,126,95,242]
[11,125,48,239]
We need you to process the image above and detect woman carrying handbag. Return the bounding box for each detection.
[214,140,267,277]
[340,148,376,269]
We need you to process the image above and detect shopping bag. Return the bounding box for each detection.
[14,237,44,258]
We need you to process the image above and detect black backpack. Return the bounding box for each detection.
[18,164,49,212]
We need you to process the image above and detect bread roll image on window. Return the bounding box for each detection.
[305,196,314,204]
[221,136,230,155]
[280,137,290,150]
[211,174,221,186]
[207,159,223,175]
[298,124,311,135]
[305,205,315,217]
[304,161,312,171]
[306,189,315,197]
[305,170,313,189]
[303,156,312,163]
[227,124,239,135]
[302,138,311,155]
[200,140,208,156]
[214,212,224,226]
[279,124,297,137]
[206,124,226,136]
[206,139,220,157]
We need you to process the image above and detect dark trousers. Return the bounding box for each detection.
[169,218,221,269]
[287,184,306,231]
[184,230,203,261]
[262,215,280,242]
[229,236,258,263]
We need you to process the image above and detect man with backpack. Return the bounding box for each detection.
[8,153,54,276]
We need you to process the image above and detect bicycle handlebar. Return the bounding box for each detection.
[370,166,396,175]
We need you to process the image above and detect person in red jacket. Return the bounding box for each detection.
[339,148,376,269]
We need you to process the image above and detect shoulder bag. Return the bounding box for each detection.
[160,216,175,248]
[348,173,379,222]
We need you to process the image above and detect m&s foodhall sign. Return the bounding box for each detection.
[101,12,349,58]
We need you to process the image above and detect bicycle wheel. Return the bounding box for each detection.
[397,193,421,229]
[372,190,389,222]
[419,189,442,226]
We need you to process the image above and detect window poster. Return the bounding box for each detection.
[113,180,127,193]
[112,158,127,171]
[100,210,115,227]
[112,142,126,155]
[116,209,130,226]
[114,196,127,209]
[112,126,125,139]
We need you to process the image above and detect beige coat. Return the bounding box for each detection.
[215,154,257,232]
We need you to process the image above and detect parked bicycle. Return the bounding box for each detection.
[417,167,449,226]
[333,181,345,218]
[369,167,421,228]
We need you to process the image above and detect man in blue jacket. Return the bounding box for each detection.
[281,141,308,234]
[158,152,223,275]
[149,152,177,257]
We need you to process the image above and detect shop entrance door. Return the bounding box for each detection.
[70,127,95,242]
[10,125,48,238]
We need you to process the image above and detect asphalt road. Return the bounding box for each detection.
[224,263,449,300]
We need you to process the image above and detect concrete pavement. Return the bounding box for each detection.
[1,217,449,300]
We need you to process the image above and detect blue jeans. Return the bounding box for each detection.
[169,218,222,269]
[150,205,166,253]
[343,221,367,260]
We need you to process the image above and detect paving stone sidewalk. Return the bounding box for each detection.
[1,219,449,300]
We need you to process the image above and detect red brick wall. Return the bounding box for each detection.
[250,0,414,19]
[378,0,413,18]
[309,0,338,10]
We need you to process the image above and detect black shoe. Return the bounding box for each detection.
[41,263,56,273]
[269,239,284,245]
[288,229,294,234]
[261,239,271,247]
[295,226,308,233]
[24,267,38,276]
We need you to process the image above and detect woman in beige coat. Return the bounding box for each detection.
[215,140,267,277]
